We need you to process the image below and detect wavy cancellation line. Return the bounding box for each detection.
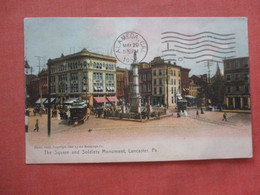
[161,54,176,57]
[161,36,235,41]
[162,40,236,46]
[163,58,176,61]
[184,54,236,59]
[196,59,224,63]
[161,31,235,37]
[162,49,235,55]
[173,44,236,50]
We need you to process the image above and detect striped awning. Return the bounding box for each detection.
[94,97,107,103]
[106,96,118,102]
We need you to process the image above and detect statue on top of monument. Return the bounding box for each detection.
[133,50,137,63]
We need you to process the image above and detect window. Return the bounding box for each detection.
[140,85,142,92]
[58,74,67,81]
[235,74,240,81]
[153,70,156,76]
[50,76,55,82]
[154,79,157,85]
[70,83,79,93]
[147,73,151,81]
[245,85,249,93]
[244,59,249,68]
[236,85,240,91]
[106,74,114,81]
[235,60,240,69]
[171,87,173,94]
[106,74,115,92]
[178,71,180,77]
[93,72,103,80]
[159,78,162,85]
[143,74,146,81]
[172,96,174,104]
[243,97,248,106]
[171,70,173,76]
[70,73,78,80]
[83,72,88,79]
[159,87,162,94]
[69,62,78,70]
[154,87,157,95]
[58,82,67,93]
[51,85,56,93]
[159,69,162,75]
[226,62,230,69]
[244,73,249,81]
[171,79,173,85]
[148,83,151,92]
[227,86,231,93]
[82,84,88,92]
[174,79,176,85]
[83,61,87,68]
[226,74,231,81]
[143,84,147,92]
[174,70,176,76]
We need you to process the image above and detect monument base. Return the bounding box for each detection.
[130,96,141,113]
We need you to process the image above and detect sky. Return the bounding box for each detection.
[24,17,249,76]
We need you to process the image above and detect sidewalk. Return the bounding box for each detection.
[223,109,251,114]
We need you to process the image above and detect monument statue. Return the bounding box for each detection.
[133,50,137,63]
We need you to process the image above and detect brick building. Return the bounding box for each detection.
[223,57,250,109]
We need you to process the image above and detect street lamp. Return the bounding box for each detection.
[25,60,30,133]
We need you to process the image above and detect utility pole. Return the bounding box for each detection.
[35,56,43,74]
[204,60,213,83]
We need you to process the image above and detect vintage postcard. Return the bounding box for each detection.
[25,17,252,163]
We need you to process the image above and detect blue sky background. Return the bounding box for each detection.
[24,17,249,76]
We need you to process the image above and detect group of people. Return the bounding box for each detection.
[194,108,228,121]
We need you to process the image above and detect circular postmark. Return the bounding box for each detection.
[113,31,148,65]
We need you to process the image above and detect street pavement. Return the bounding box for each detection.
[27,109,252,145]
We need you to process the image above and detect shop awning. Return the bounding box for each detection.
[107,96,118,102]
[43,98,56,104]
[184,95,196,99]
[94,97,107,103]
[63,98,79,104]
[35,98,47,104]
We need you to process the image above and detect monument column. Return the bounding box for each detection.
[130,51,141,113]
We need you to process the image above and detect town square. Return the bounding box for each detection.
[24,18,252,163]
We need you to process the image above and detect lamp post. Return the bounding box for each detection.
[25,60,30,133]
[47,59,51,137]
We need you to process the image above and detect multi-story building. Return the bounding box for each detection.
[180,67,191,97]
[189,75,208,96]
[223,57,250,109]
[139,62,152,105]
[25,74,39,106]
[48,48,117,107]
[38,68,48,98]
[151,57,181,108]
[116,67,129,104]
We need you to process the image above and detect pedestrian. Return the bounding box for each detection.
[33,119,39,132]
[222,112,227,121]
[196,110,199,118]
[201,108,204,114]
